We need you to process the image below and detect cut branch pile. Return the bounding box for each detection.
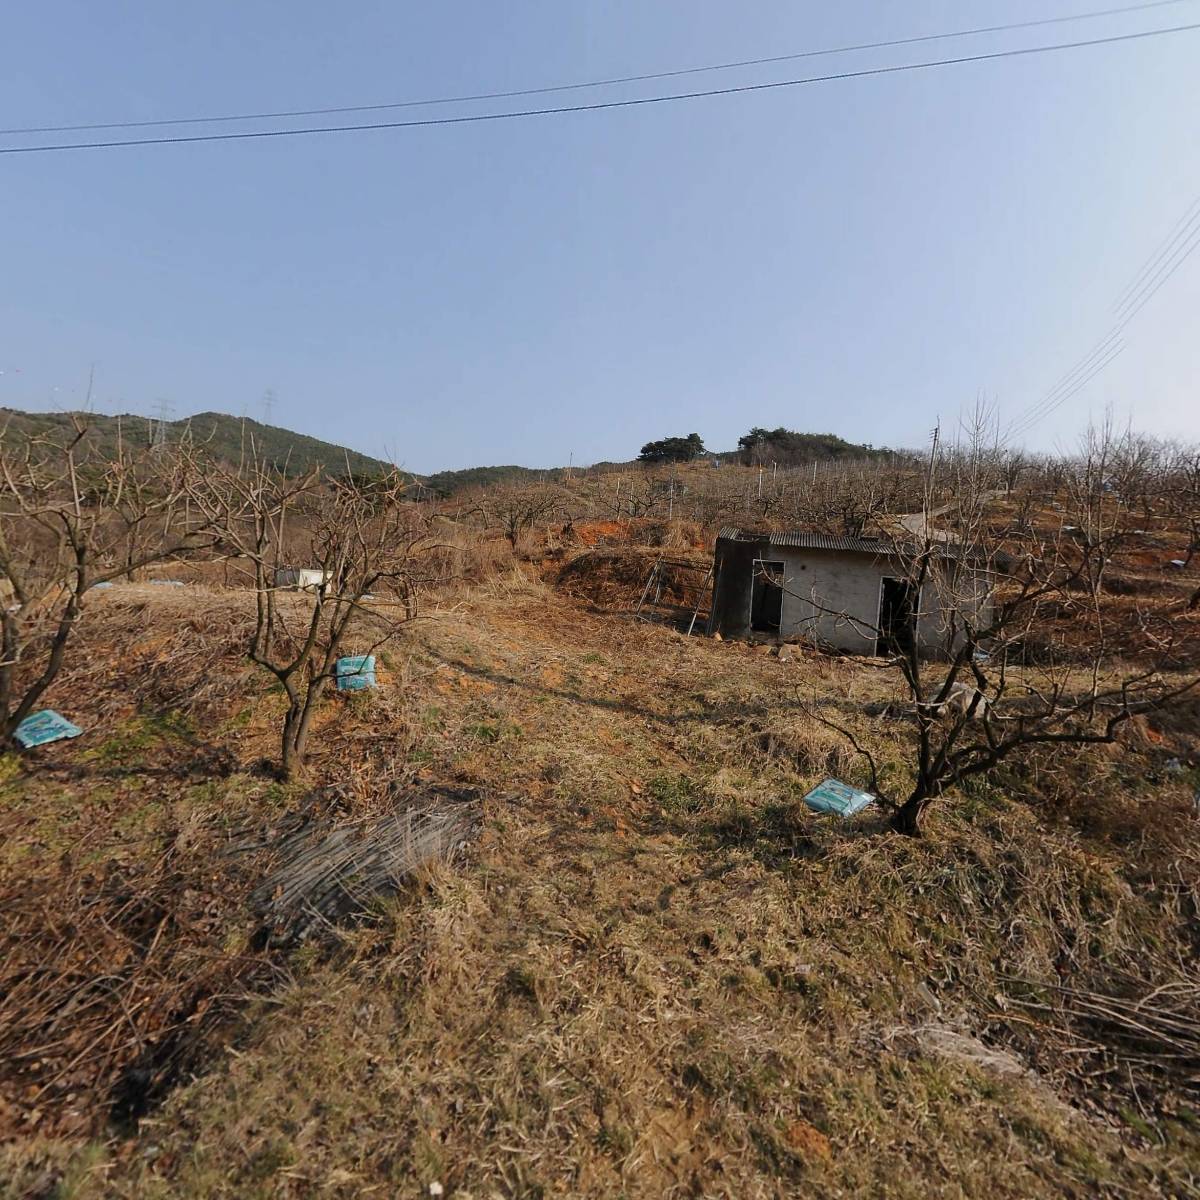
[0,786,482,1137]
[0,847,277,1138]
[1004,971,1200,1099]
[247,786,480,943]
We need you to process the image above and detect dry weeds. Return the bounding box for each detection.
[1,516,1198,1198]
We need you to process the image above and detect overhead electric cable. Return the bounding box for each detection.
[2,21,1197,156]
[1021,331,1123,417]
[1114,216,1200,323]
[1,0,1191,137]
[1112,191,1200,311]
[1004,331,1124,439]
[1008,179,1200,440]
[1008,343,1127,439]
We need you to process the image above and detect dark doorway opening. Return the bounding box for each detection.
[877,577,918,656]
[750,560,785,633]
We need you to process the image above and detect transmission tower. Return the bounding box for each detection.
[262,388,277,425]
[152,398,173,451]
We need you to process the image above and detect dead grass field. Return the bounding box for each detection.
[2,547,1199,1197]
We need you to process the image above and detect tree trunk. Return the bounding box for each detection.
[890,791,931,836]
[291,679,327,770]
[1,596,81,752]
[280,703,304,780]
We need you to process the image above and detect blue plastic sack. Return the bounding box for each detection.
[803,778,875,818]
[14,709,84,749]
[336,655,377,691]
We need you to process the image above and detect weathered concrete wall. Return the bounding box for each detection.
[914,562,995,653]
[776,549,885,653]
[708,536,769,639]
[710,538,993,656]
[781,550,992,654]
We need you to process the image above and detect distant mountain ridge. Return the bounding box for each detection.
[0,408,391,479]
[0,407,884,495]
[0,406,556,491]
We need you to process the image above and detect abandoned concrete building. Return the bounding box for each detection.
[707,527,997,657]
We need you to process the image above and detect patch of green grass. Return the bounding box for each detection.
[0,784,110,868]
[111,797,166,841]
[0,753,23,792]
[220,706,254,732]
[595,1122,633,1158]
[289,942,325,974]
[1118,1104,1161,1144]
[258,780,303,810]
[646,771,704,814]
[85,710,195,766]
[467,719,523,744]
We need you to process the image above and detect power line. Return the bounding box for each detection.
[2,0,1191,138]
[1007,181,1200,440]
[1008,342,1127,440]
[1006,333,1122,439]
[1008,346,1116,441]
[3,21,1198,156]
[1006,330,1128,441]
[1113,190,1200,311]
[1007,227,1198,439]
[1114,211,1200,324]
[1006,328,1124,431]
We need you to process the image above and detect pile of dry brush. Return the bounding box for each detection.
[0,780,481,1139]
[0,829,278,1137]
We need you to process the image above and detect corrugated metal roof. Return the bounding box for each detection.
[717,527,893,554]
[715,526,1008,568]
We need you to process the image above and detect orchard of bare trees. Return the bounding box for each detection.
[3,410,1198,834]
[0,419,221,749]
[3,409,1199,1183]
[0,419,433,778]
[799,417,1200,834]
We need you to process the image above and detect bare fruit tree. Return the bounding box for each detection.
[0,418,217,749]
[1159,442,1200,587]
[186,451,430,779]
[472,482,564,551]
[806,421,1199,835]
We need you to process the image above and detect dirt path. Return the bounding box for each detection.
[895,487,1008,540]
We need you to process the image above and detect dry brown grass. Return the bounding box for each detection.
[2,548,1199,1198]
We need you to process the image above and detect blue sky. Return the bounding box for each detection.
[2,2,1198,471]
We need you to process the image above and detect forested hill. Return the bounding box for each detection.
[0,408,390,478]
[0,408,887,493]
[0,407,551,490]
